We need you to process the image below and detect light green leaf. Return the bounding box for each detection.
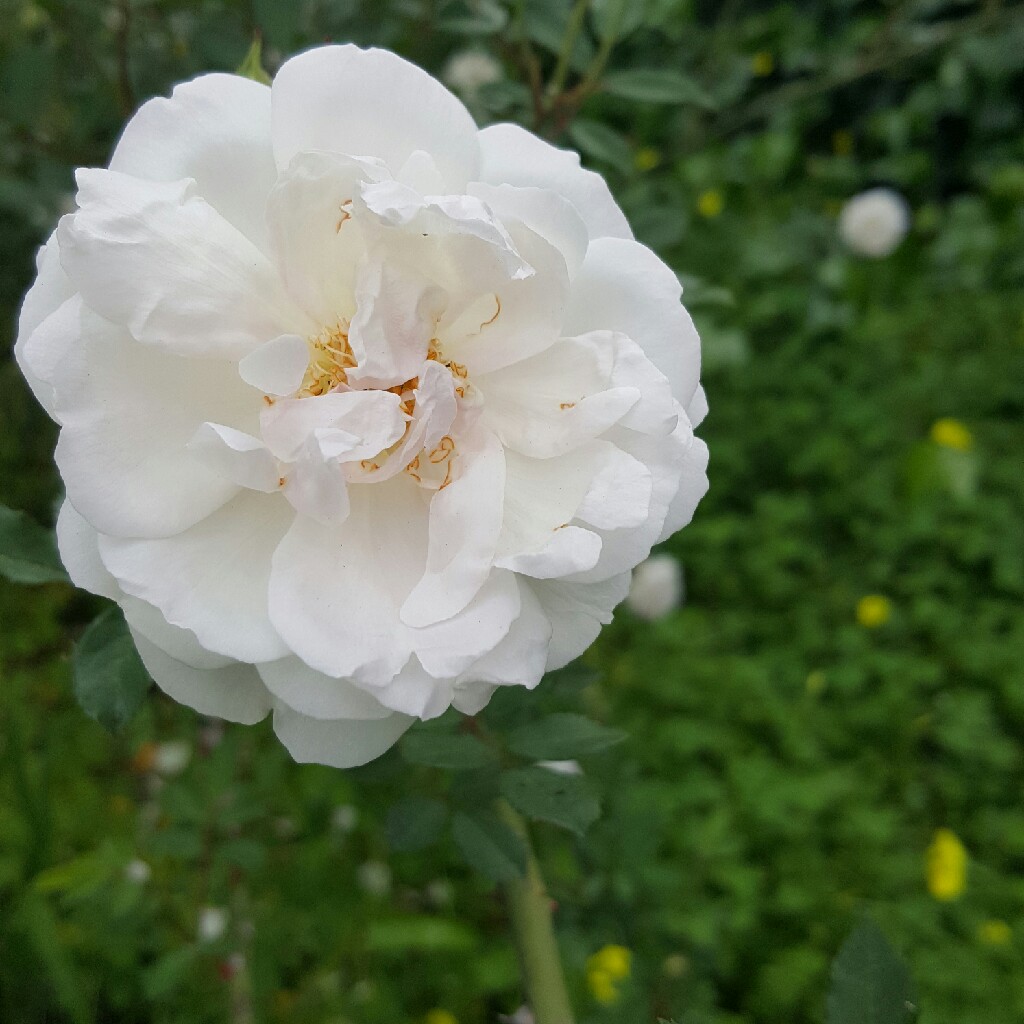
[236,37,271,85]
[72,606,151,733]
[401,731,497,771]
[385,797,448,852]
[452,811,527,883]
[568,119,632,170]
[499,766,601,836]
[507,713,627,760]
[602,68,716,108]
[366,916,478,954]
[827,920,917,1024]
[0,504,69,585]
[438,0,507,35]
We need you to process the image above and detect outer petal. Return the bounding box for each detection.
[477,123,632,241]
[59,170,308,359]
[109,73,277,252]
[272,45,480,190]
[258,658,394,720]
[271,703,413,769]
[55,500,119,600]
[658,435,710,542]
[564,237,701,408]
[99,491,292,663]
[122,597,232,671]
[132,631,272,725]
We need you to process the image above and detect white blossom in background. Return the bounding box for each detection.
[197,906,229,943]
[15,45,708,770]
[443,50,502,97]
[152,740,191,777]
[357,860,392,897]
[124,859,152,884]
[626,553,683,620]
[331,804,359,834]
[537,759,583,776]
[838,187,910,257]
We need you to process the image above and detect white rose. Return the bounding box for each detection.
[15,45,708,769]
[838,187,910,257]
[626,553,683,620]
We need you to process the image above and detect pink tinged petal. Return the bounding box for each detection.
[59,170,307,359]
[188,423,280,492]
[109,73,277,253]
[271,44,479,189]
[52,310,252,539]
[238,334,309,396]
[271,703,414,769]
[467,182,589,278]
[122,597,232,670]
[346,260,446,389]
[477,123,632,241]
[497,526,603,579]
[56,500,119,600]
[528,572,632,671]
[658,434,710,542]
[401,428,505,628]
[257,658,394,720]
[564,237,701,408]
[268,480,425,685]
[14,230,74,418]
[266,151,384,326]
[99,491,292,663]
[132,631,272,725]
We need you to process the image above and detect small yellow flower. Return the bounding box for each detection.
[856,595,891,629]
[587,945,632,1004]
[926,828,968,901]
[930,418,973,452]
[634,147,660,172]
[805,670,826,696]
[588,969,619,1005]
[751,51,774,77]
[425,1010,458,1024]
[697,190,724,218]
[832,130,854,157]
[978,920,1012,946]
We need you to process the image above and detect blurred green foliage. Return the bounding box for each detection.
[2,0,1024,1022]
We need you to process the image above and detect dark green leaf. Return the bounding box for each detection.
[385,797,447,852]
[236,37,271,85]
[0,504,68,585]
[542,659,600,693]
[499,766,601,836]
[72,607,151,733]
[602,68,716,108]
[143,946,200,1000]
[438,0,507,35]
[827,920,917,1024]
[507,713,627,760]
[452,811,527,883]
[401,731,497,771]
[568,119,632,170]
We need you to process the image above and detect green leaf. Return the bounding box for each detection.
[385,797,448,852]
[143,946,200,1000]
[452,811,527,883]
[236,37,271,85]
[500,766,601,836]
[72,606,151,733]
[827,920,917,1024]
[401,731,497,771]
[438,0,507,35]
[0,504,69,585]
[507,713,627,760]
[568,119,632,171]
[366,916,478,954]
[602,69,716,108]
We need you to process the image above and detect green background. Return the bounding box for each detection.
[1,1,1023,1021]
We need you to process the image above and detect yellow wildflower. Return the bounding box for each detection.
[930,418,973,452]
[832,130,854,157]
[588,969,619,1005]
[856,595,891,629]
[697,190,724,218]
[926,828,967,901]
[635,147,660,172]
[586,945,632,1004]
[751,51,774,77]
[978,920,1012,946]
[425,1011,458,1024]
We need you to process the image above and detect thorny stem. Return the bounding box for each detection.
[497,800,576,1024]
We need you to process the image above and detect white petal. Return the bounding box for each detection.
[19,295,83,423]
[188,423,280,492]
[497,526,602,579]
[99,491,292,663]
[281,437,351,527]
[238,334,310,396]
[132,631,272,725]
[564,237,701,408]
[687,384,709,428]
[258,658,393,720]
[272,45,480,190]
[395,149,447,194]
[401,428,505,628]
[271,703,413,769]
[59,170,307,359]
[364,657,454,720]
[529,572,631,670]
[575,444,653,530]
[658,435,710,542]
[55,500,119,600]
[122,596,232,670]
[109,73,277,252]
[477,123,632,240]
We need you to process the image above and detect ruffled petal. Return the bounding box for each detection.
[187,423,280,493]
[258,658,394,720]
[271,703,413,769]
[55,500,119,600]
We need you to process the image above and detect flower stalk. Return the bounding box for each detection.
[498,800,576,1024]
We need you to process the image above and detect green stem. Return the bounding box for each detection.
[498,800,576,1024]
[548,0,590,99]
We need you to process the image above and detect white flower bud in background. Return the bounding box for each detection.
[152,740,191,777]
[357,860,392,897]
[425,878,454,908]
[443,50,502,96]
[124,859,151,884]
[626,553,683,620]
[537,759,583,776]
[838,187,910,258]
[499,1007,536,1024]
[331,804,358,834]
[197,906,229,943]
